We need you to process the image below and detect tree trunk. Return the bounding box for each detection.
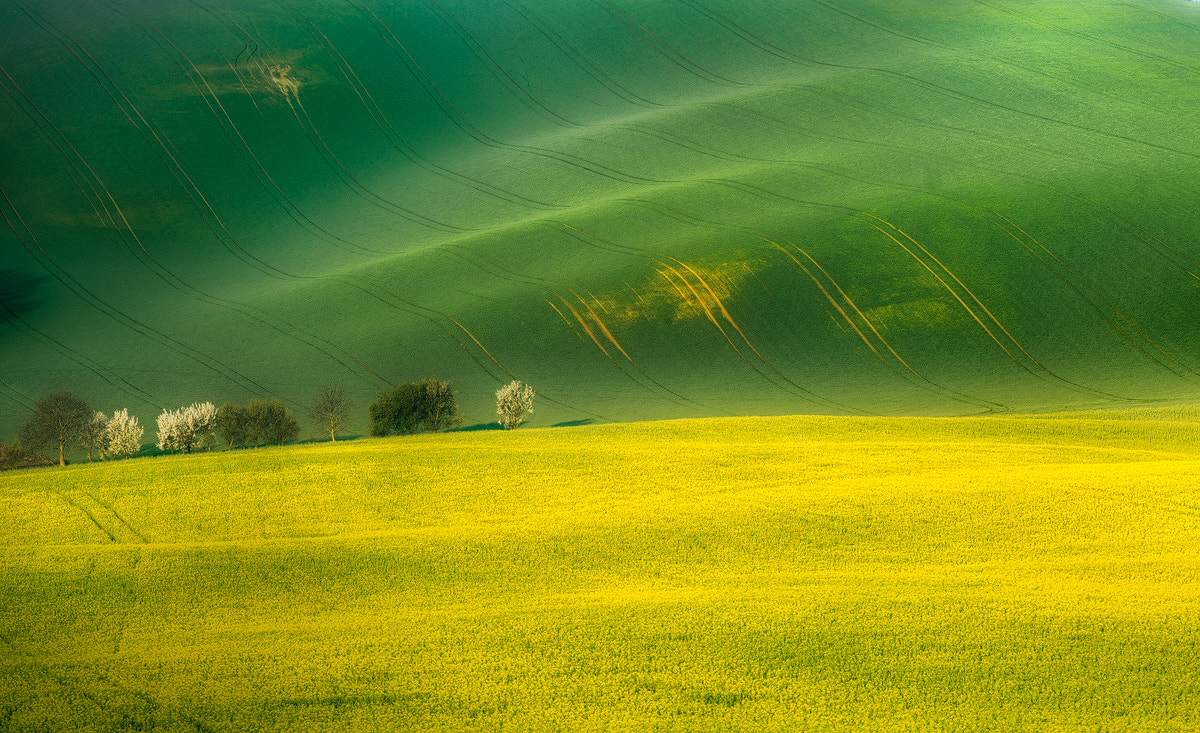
[58,441,65,466]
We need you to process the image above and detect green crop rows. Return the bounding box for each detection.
[5,0,1200,438]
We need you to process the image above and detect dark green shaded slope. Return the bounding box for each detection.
[4,0,1200,436]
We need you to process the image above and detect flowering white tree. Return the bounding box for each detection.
[496,380,535,430]
[156,408,188,453]
[156,402,217,454]
[105,409,143,458]
[189,401,218,451]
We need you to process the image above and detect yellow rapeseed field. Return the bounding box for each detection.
[0,414,1197,731]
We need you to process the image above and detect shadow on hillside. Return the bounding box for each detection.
[457,422,503,432]
[552,419,594,428]
[0,268,46,322]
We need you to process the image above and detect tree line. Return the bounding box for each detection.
[3,379,535,468]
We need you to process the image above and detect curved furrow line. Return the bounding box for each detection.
[855,216,1031,371]
[649,172,1186,398]
[772,78,1200,204]
[208,12,470,235]
[0,376,35,412]
[546,299,587,344]
[42,3,482,389]
[1076,195,1200,282]
[861,213,1047,370]
[771,241,1006,413]
[302,14,562,212]
[438,242,711,411]
[1110,0,1200,32]
[712,90,1200,210]
[539,218,859,411]
[350,0,679,187]
[766,241,883,360]
[550,291,701,411]
[2,33,391,393]
[796,0,1185,120]
[612,197,1003,411]
[972,0,1200,79]
[13,0,298,284]
[0,76,289,398]
[499,0,665,109]
[592,0,751,88]
[0,184,276,400]
[985,208,1200,383]
[423,0,580,128]
[858,212,1142,402]
[0,294,163,409]
[680,0,1200,164]
[20,28,397,388]
[329,273,608,423]
[567,288,634,363]
[972,208,1154,367]
[282,58,477,234]
[100,0,385,256]
[655,259,867,413]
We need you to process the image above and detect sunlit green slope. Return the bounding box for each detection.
[1,415,1198,730]
[5,0,1200,435]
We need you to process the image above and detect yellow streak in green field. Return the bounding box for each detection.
[859,215,1025,366]
[767,238,883,358]
[570,289,635,364]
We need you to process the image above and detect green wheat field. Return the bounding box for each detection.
[4,0,1200,729]
[6,0,1200,426]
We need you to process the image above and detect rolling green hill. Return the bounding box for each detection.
[5,0,1200,437]
[1,414,1198,730]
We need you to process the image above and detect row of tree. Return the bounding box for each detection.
[154,398,302,454]
[366,379,535,435]
[6,379,536,467]
[12,392,144,466]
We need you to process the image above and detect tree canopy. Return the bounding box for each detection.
[17,391,92,466]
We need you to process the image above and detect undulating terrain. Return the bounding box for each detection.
[5,0,1200,436]
[2,413,1199,730]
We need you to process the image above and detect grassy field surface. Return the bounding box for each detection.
[1,413,1197,731]
[7,0,1200,435]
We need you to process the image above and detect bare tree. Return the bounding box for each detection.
[423,379,462,433]
[306,385,350,442]
[17,391,92,466]
[81,411,108,462]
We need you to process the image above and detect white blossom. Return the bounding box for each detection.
[156,402,217,453]
[496,380,535,430]
[105,409,143,458]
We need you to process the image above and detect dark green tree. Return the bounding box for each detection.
[369,379,462,436]
[369,382,426,437]
[17,391,92,466]
[245,398,300,447]
[216,402,249,450]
